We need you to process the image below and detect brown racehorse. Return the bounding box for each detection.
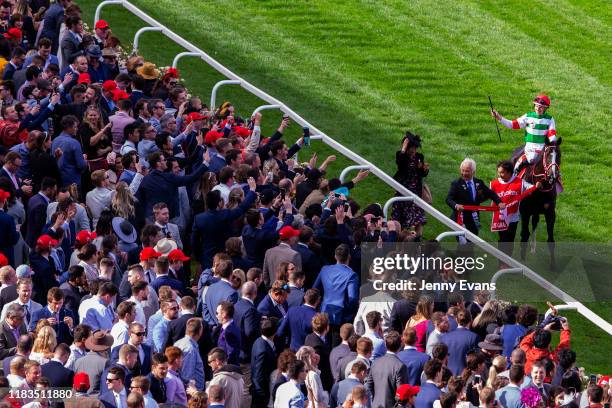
[511,138,563,270]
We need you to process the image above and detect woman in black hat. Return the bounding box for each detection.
[392,131,429,237]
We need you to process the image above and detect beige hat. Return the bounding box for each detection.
[136,62,160,80]
[154,238,178,256]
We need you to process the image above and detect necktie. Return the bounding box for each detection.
[162,225,168,237]
[277,303,286,317]
[467,180,476,201]
[12,328,19,341]
[23,304,30,325]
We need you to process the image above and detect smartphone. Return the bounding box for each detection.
[474,374,481,384]
[303,126,310,146]
[589,375,597,385]
[370,216,380,224]
[279,188,286,198]
[344,203,350,212]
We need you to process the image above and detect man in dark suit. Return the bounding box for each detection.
[99,366,128,408]
[446,158,504,236]
[191,181,256,269]
[110,323,151,377]
[294,226,321,288]
[330,323,356,383]
[59,16,83,70]
[286,269,305,309]
[414,360,443,408]
[250,318,278,408]
[366,331,409,408]
[2,333,33,376]
[148,353,169,404]
[59,265,87,320]
[443,310,479,376]
[24,177,57,248]
[233,281,260,365]
[0,188,20,267]
[215,301,241,366]
[29,287,75,345]
[0,265,17,311]
[41,343,74,387]
[150,256,184,295]
[390,297,418,333]
[304,312,333,391]
[100,344,138,394]
[398,327,430,385]
[0,303,27,360]
[202,260,238,326]
[257,280,290,321]
[278,288,319,351]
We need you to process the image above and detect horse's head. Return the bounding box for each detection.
[543,141,562,187]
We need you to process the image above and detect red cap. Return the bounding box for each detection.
[0,253,7,267]
[205,130,222,145]
[102,80,117,92]
[0,189,10,200]
[598,375,611,387]
[140,247,161,261]
[36,234,58,248]
[186,112,208,123]
[73,372,91,390]
[278,226,300,240]
[396,384,420,400]
[77,73,91,84]
[168,249,190,262]
[112,89,129,102]
[533,94,551,107]
[95,20,110,30]
[163,67,179,79]
[234,126,251,138]
[76,230,96,245]
[3,28,22,40]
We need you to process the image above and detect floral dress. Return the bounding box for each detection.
[392,151,428,228]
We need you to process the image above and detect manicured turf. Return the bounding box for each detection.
[78,0,611,371]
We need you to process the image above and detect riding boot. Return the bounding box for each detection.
[514,159,529,177]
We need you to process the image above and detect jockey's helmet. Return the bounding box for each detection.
[533,94,551,107]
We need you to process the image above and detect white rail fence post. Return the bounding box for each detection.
[339,165,370,184]
[132,27,163,55]
[210,80,241,110]
[172,52,203,69]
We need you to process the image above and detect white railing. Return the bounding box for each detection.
[94,0,612,335]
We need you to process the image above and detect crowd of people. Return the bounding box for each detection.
[0,0,607,407]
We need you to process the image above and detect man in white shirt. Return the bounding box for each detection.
[1,279,42,328]
[100,367,128,408]
[65,325,90,371]
[127,281,148,328]
[426,312,450,356]
[111,301,136,349]
[211,167,240,205]
[7,355,27,388]
[274,360,307,408]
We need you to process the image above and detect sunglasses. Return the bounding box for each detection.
[106,378,118,383]
[132,332,145,336]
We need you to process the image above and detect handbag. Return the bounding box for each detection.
[421,182,433,204]
[87,157,108,172]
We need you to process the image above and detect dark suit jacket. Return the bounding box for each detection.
[414,382,442,408]
[329,343,351,383]
[286,286,304,309]
[397,348,430,385]
[150,274,184,295]
[110,343,152,376]
[99,390,122,408]
[0,285,17,312]
[99,363,132,394]
[28,251,59,305]
[250,337,276,407]
[41,359,74,388]
[30,307,75,345]
[304,332,333,391]
[256,295,288,321]
[217,321,241,365]
[443,327,479,376]
[148,373,166,403]
[294,243,321,289]
[445,177,502,233]
[277,304,316,351]
[0,210,19,267]
[233,298,260,363]
[366,352,409,408]
[0,320,27,360]
[25,192,50,248]
[59,281,84,319]
[202,279,238,326]
[390,299,417,333]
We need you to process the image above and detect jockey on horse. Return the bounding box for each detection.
[490,94,557,177]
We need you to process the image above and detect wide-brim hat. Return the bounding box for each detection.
[112,217,137,244]
[478,333,503,351]
[137,62,160,80]
[154,238,178,256]
[84,330,114,352]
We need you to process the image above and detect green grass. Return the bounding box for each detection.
[77,0,611,371]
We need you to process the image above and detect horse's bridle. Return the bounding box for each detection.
[533,146,560,192]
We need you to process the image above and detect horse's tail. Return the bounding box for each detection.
[530,224,538,254]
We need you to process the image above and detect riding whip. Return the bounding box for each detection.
[488,96,502,142]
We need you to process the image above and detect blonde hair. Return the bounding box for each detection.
[226,188,244,209]
[262,159,278,176]
[112,181,136,219]
[487,355,508,387]
[408,295,433,327]
[82,105,104,133]
[296,345,318,371]
[32,326,57,354]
